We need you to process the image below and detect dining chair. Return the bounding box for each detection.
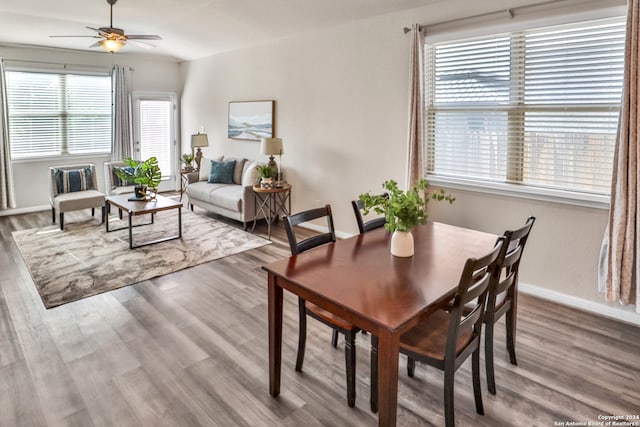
[370,238,505,426]
[283,204,361,407]
[351,195,387,234]
[484,216,535,395]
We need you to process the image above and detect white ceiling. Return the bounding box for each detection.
[0,0,439,61]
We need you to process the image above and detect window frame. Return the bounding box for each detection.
[423,16,626,209]
[5,68,113,161]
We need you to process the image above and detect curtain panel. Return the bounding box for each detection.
[603,0,640,312]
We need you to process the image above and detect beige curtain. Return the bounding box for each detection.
[0,59,15,210]
[604,0,640,312]
[111,65,133,161]
[406,24,425,188]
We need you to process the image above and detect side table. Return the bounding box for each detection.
[180,169,199,201]
[252,183,292,240]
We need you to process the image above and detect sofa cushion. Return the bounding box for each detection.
[199,155,224,181]
[242,161,260,187]
[224,157,247,184]
[55,167,94,194]
[209,185,244,212]
[208,160,236,184]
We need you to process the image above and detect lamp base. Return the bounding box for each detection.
[267,155,277,171]
[195,147,203,171]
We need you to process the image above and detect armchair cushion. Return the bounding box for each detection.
[54,167,94,194]
[112,166,136,188]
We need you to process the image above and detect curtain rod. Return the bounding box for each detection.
[403,0,625,33]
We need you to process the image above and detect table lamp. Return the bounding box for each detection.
[191,133,209,171]
[260,137,283,186]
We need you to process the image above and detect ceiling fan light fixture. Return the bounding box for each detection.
[99,38,124,53]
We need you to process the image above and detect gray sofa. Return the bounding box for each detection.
[186,156,261,230]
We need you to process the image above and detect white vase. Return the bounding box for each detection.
[391,230,414,257]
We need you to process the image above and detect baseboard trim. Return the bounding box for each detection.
[0,205,49,217]
[519,282,640,326]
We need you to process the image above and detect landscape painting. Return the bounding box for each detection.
[228,100,274,140]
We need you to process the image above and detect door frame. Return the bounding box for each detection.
[131,91,179,192]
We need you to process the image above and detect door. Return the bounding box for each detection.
[132,92,178,192]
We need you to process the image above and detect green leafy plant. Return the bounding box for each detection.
[256,164,276,179]
[181,153,195,169]
[113,157,162,192]
[359,179,455,232]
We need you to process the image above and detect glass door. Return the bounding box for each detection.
[132,92,178,192]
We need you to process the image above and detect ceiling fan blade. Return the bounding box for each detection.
[89,41,102,48]
[128,39,155,48]
[126,35,162,40]
[49,35,101,38]
[86,26,110,37]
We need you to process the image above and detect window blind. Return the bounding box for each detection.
[139,100,172,179]
[425,17,625,196]
[5,71,111,159]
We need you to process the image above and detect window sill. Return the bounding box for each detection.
[425,175,610,210]
[11,153,111,164]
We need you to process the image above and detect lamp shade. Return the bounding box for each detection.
[260,138,283,156]
[191,133,209,148]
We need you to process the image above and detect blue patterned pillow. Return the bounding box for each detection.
[55,167,94,194]
[113,166,136,188]
[208,160,236,184]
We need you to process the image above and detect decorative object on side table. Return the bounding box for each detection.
[113,156,162,200]
[256,164,276,189]
[181,153,195,172]
[261,137,284,187]
[191,133,209,171]
[359,179,454,257]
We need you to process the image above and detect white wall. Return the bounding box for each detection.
[1,44,182,211]
[179,0,638,322]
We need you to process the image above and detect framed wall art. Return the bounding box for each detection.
[228,100,274,141]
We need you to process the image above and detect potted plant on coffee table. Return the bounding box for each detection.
[359,179,455,257]
[114,157,162,200]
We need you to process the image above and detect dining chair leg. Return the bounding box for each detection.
[506,307,518,366]
[407,357,416,378]
[332,329,339,348]
[485,321,497,395]
[472,348,484,415]
[295,298,307,372]
[443,368,455,427]
[370,334,378,413]
[344,331,356,407]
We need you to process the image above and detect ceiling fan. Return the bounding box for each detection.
[50,0,162,53]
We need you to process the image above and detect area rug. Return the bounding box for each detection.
[12,210,270,308]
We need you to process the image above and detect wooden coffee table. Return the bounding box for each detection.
[105,194,183,249]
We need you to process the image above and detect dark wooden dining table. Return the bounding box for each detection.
[262,221,497,426]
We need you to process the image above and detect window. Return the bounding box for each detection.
[425,17,625,200]
[5,71,112,159]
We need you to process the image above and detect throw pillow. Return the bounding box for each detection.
[55,167,94,194]
[241,161,260,187]
[208,160,237,184]
[198,155,224,182]
[113,166,136,188]
[224,157,247,184]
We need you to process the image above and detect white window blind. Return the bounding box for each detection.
[5,71,112,159]
[425,17,625,197]
[139,100,171,179]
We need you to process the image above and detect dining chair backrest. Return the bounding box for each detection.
[446,237,505,361]
[485,216,535,323]
[351,195,387,234]
[283,205,336,255]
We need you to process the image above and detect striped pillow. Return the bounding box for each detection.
[55,167,94,194]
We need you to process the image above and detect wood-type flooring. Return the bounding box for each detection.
[0,207,639,426]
